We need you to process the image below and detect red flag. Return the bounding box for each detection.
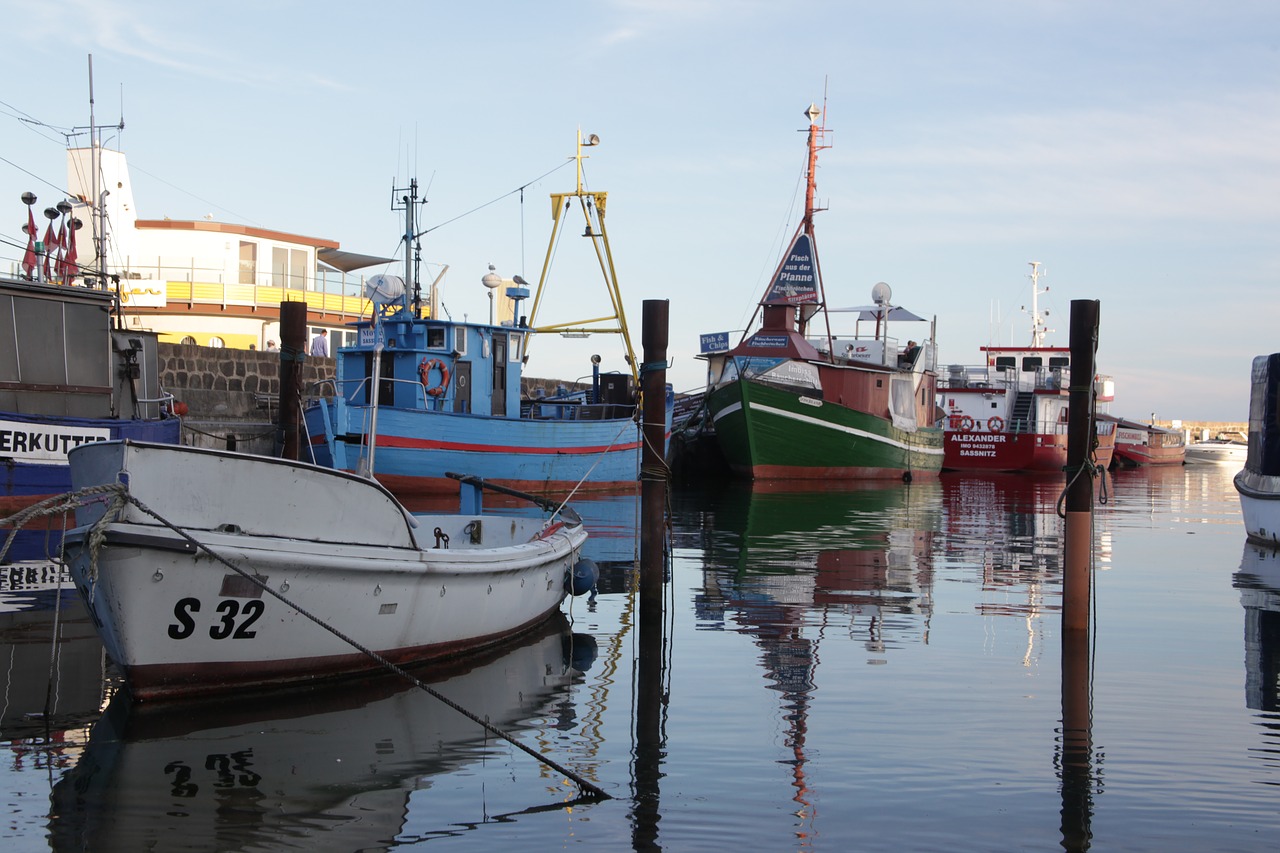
[55,220,67,280]
[64,219,79,280]
[20,206,37,278]
[42,221,56,281]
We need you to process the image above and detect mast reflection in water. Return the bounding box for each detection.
[1,465,1277,849]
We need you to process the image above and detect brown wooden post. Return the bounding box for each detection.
[279,302,308,461]
[1060,299,1098,850]
[1063,299,1099,631]
[635,298,669,846]
[640,299,669,621]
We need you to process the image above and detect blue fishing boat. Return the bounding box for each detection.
[303,134,672,496]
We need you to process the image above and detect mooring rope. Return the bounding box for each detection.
[0,485,609,801]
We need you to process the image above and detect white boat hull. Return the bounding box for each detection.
[1236,469,1280,547]
[1185,441,1247,465]
[62,441,587,699]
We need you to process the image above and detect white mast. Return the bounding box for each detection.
[1027,261,1052,347]
[88,54,100,283]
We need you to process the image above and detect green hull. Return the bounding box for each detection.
[707,378,944,480]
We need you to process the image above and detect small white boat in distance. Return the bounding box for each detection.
[62,440,589,700]
[1185,433,1248,466]
[1235,355,1280,546]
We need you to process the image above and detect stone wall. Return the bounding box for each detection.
[157,341,588,454]
[159,343,335,454]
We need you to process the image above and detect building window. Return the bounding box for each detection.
[272,247,310,290]
[181,335,196,345]
[291,249,307,290]
[209,336,225,348]
[239,242,257,285]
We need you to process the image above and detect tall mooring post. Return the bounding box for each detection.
[1063,299,1099,630]
[278,302,308,461]
[634,299,670,846]
[1060,298,1099,850]
[639,299,669,621]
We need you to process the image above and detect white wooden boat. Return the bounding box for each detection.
[1236,354,1280,545]
[61,440,589,700]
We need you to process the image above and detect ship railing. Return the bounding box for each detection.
[133,389,178,420]
[320,374,446,409]
[948,414,1074,436]
[940,363,1071,393]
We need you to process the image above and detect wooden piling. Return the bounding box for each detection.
[1063,299,1099,632]
[640,299,669,622]
[635,299,668,843]
[1060,299,1098,849]
[279,302,308,461]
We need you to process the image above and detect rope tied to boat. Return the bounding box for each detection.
[0,483,125,569]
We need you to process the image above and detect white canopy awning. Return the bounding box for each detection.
[317,248,396,273]
[829,305,927,322]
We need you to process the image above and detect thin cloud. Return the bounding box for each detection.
[19,0,354,92]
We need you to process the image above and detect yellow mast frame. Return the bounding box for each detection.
[525,129,639,385]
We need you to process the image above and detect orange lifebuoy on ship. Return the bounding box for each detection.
[958,415,975,432]
[419,357,451,397]
[988,416,1005,432]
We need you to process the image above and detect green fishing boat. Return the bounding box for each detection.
[700,103,944,482]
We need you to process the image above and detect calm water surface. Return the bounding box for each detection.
[2,464,1276,850]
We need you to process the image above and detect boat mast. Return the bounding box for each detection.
[800,101,833,351]
[88,54,105,290]
[1027,261,1051,347]
[525,130,639,384]
[736,102,833,350]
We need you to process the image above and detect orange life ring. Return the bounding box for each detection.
[419,357,450,397]
[958,415,975,432]
[987,416,1005,432]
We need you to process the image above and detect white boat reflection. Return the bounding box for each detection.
[48,614,596,850]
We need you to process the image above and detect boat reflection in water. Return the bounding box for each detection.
[693,478,942,649]
[48,614,596,851]
[0,593,105,794]
[944,473,1071,610]
[1234,542,1280,722]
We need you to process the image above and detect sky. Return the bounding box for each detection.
[1,0,1277,423]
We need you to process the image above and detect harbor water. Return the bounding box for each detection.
[3,464,1277,850]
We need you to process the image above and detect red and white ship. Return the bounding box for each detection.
[1102,415,1186,467]
[939,263,1115,473]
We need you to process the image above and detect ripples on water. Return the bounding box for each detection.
[2,464,1277,850]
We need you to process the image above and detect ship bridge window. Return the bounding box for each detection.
[427,326,446,349]
[454,330,467,355]
[1021,356,1043,371]
[1049,356,1070,368]
[995,357,1016,372]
